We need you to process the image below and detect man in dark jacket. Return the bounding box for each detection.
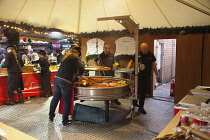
[94,44,121,105]
[37,50,52,97]
[127,43,158,114]
[2,45,24,105]
[49,47,84,126]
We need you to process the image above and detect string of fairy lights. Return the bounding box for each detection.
[0,21,81,45]
[0,21,78,39]
[0,21,210,39]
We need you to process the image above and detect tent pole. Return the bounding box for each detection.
[77,0,82,33]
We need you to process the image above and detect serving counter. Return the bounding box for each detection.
[153,110,183,139]
[0,70,57,105]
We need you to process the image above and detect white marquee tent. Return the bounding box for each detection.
[0,0,210,40]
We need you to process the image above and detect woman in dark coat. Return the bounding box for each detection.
[2,45,24,105]
[37,50,52,97]
[49,47,84,126]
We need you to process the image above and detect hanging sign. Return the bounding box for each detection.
[60,42,70,50]
[86,38,104,56]
[52,42,60,50]
[115,37,136,55]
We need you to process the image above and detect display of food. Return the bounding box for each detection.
[22,65,36,73]
[74,76,131,101]
[74,76,129,88]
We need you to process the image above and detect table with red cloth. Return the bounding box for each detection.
[0,71,56,105]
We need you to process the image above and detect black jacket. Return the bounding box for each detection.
[38,57,51,91]
[2,52,24,73]
[56,54,84,82]
[2,52,24,91]
[98,52,115,76]
[38,57,50,76]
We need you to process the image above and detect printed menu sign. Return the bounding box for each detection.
[86,38,104,55]
[115,37,136,55]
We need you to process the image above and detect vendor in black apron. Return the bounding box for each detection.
[127,43,158,114]
[94,44,121,105]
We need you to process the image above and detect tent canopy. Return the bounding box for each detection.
[0,0,210,41]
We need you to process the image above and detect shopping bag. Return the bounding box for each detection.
[58,86,74,115]
[73,103,105,124]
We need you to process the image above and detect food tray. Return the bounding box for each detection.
[74,76,131,101]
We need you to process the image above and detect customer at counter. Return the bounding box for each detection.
[22,49,30,64]
[56,50,63,65]
[94,44,121,105]
[37,50,52,97]
[49,47,84,126]
[127,43,158,114]
[2,45,24,105]
[0,51,6,68]
[29,49,39,63]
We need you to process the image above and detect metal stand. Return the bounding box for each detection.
[104,100,110,122]
[97,15,139,102]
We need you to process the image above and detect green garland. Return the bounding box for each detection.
[79,30,129,38]
[1,21,209,39]
[79,25,210,38]
[85,54,98,62]
[86,54,133,62]
[114,54,133,61]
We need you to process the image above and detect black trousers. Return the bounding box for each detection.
[49,77,72,122]
[138,75,151,108]
[7,73,23,92]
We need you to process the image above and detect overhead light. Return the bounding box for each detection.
[49,32,63,39]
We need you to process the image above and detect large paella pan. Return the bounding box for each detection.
[74,76,131,101]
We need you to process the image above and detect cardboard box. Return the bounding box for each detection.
[179,94,209,107]
[174,94,209,115]
[190,86,210,97]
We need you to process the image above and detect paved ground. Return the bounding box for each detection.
[0,89,175,140]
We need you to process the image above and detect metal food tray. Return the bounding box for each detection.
[74,76,131,101]
[84,66,111,71]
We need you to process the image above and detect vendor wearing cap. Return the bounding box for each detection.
[2,45,24,105]
[37,50,52,97]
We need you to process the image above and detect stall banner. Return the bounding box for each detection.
[115,37,136,55]
[63,44,70,50]
[52,42,60,50]
[86,38,104,55]
[60,42,70,50]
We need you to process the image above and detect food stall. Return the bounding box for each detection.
[0,65,57,105]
